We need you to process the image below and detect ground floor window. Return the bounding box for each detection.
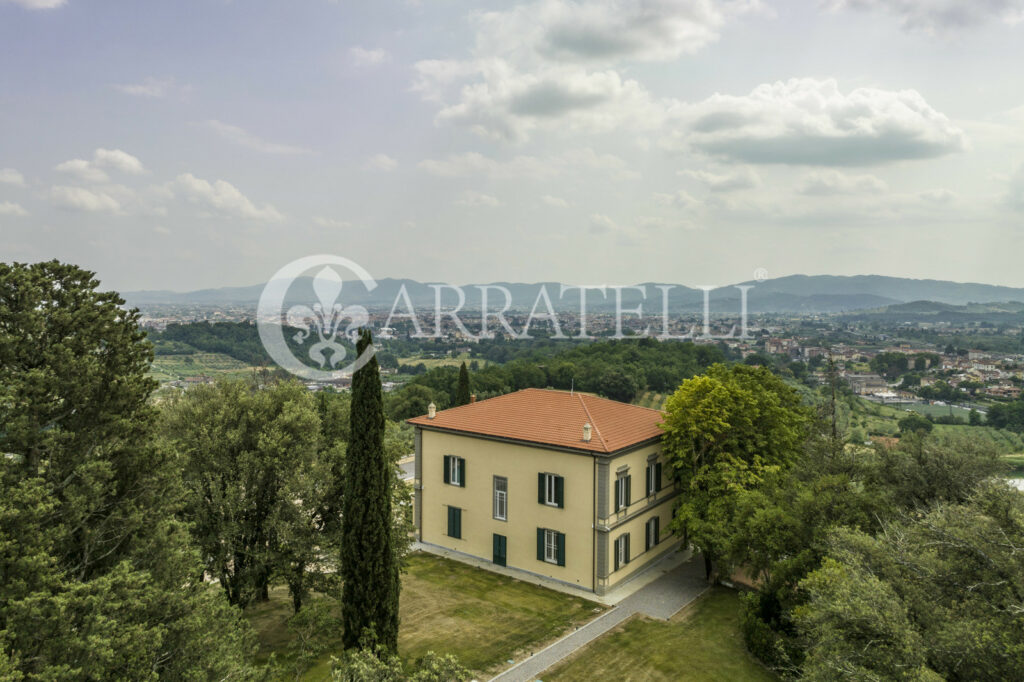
[536,528,565,566]
[645,516,660,551]
[447,506,462,539]
[614,533,630,571]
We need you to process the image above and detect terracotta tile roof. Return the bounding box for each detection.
[407,388,664,454]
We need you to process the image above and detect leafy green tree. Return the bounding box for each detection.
[897,412,933,435]
[870,352,909,380]
[341,330,401,651]
[386,384,441,421]
[597,369,639,403]
[968,408,983,426]
[661,364,810,579]
[0,261,256,679]
[455,362,471,406]
[332,646,469,681]
[162,379,323,609]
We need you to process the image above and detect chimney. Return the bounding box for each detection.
[583,423,592,442]
[428,402,436,419]
[469,394,477,404]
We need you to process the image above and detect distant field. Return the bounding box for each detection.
[397,351,482,369]
[635,391,668,410]
[149,352,254,382]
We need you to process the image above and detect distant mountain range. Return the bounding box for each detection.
[121,274,1024,314]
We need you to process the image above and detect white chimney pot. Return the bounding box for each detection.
[428,402,436,419]
[583,423,592,442]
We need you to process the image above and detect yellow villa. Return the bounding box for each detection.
[408,388,679,596]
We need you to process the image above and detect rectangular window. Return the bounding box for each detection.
[444,455,465,487]
[614,533,630,570]
[646,462,662,496]
[645,516,660,551]
[615,474,631,511]
[447,506,462,539]
[536,528,566,566]
[538,473,564,508]
[493,476,508,521]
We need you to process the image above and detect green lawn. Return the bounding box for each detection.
[635,391,668,410]
[397,352,483,370]
[545,588,776,682]
[246,552,605,680]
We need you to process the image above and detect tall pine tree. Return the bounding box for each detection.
[455,361,471,406]
[341,329,400,651]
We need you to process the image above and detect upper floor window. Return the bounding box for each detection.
[493,476,508,521]
[444,455,465,487]
[646,461,663,496]
[538,473,564,508]
[615,474,631,511]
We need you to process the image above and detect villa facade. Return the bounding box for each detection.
[408,388,680,595]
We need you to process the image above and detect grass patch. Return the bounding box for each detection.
[634,391,668,410]
[149,352,254,382]
[397,352,481,370]
[246,552,604,680]
[545,587,776,682]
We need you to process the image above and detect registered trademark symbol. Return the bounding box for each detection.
[753,267,768,282]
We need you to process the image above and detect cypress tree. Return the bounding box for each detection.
[341,329,400,651]
[455,361,471,406]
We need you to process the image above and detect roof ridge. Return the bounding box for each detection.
[577,393,609,452]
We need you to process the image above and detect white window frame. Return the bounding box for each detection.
[449,456,461,486]
[544,529,558,564]
[616,475,628,511]
[617,534,628,566]
[544,473,559,506]
[646,463,656,496]
[493,476,508,521]
[647,518,657,548]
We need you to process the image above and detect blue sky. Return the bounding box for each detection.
[1,0,1023,291]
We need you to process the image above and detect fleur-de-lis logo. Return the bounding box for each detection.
[257,255,378,381]
[285,267,369,369]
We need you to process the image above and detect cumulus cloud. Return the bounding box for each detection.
[674,78,966,166]
[0,168,27,187]
[204,120,312,155]
[50,185,121,213]
[365,154,398,171]
[455,191,501,207]
[420,147,637,179]
[350,46,390,66]
[55,148,145,183]
[682,166,760,191]
[541,194,570,207]
[831,0,1024,33]
[312,216,353,229]
[113,76,189,98]
[0,201,28,216]
[798,169,888,195]
[653,189,699,207]
[1,0,66,9]
[173,173,284,221]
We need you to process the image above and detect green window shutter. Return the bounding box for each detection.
[614,478,620,510]
[555,476,564,508]
[625,533,630,564]
[654,516,660,544]
[455,508,462,538]
[625,475,631,507]
[645,520,652,552]
[557,532,565,567]
[538,473,545,504]
[655,462,663,492]
[613,538,620,571]
[537,528,545,561]
[443,455,451,484]
[447,506,453,537]
[458,457,466,488]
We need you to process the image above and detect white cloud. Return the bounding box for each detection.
[798,170,888,195]
[55,159,109,183]
[420,148,637,179]
[1005,164,1024,211]
[455,191,501,207]
[673,77,966,166]
[653,190,699,208]
[831,0,1024,33]
[589,212,619,233]
[541,194,570,207]
[173,173,284,221]
[365,153,398,171]
[94,148,145,174]
[312,216,353,228]
[0,168,27,187]
[682,166,760,191]
[204,120,312,155]
[1,0,66,9]
[433,62,666,141]
[54,148,145,183]
[0,201,28,216]
[50,185,121,213]
[350,46,390,66]
[113,76,188,98]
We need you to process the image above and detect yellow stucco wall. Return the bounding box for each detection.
[604,496,678,588]
[417,428,598,590]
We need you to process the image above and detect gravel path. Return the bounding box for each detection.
[488,556,708,682]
